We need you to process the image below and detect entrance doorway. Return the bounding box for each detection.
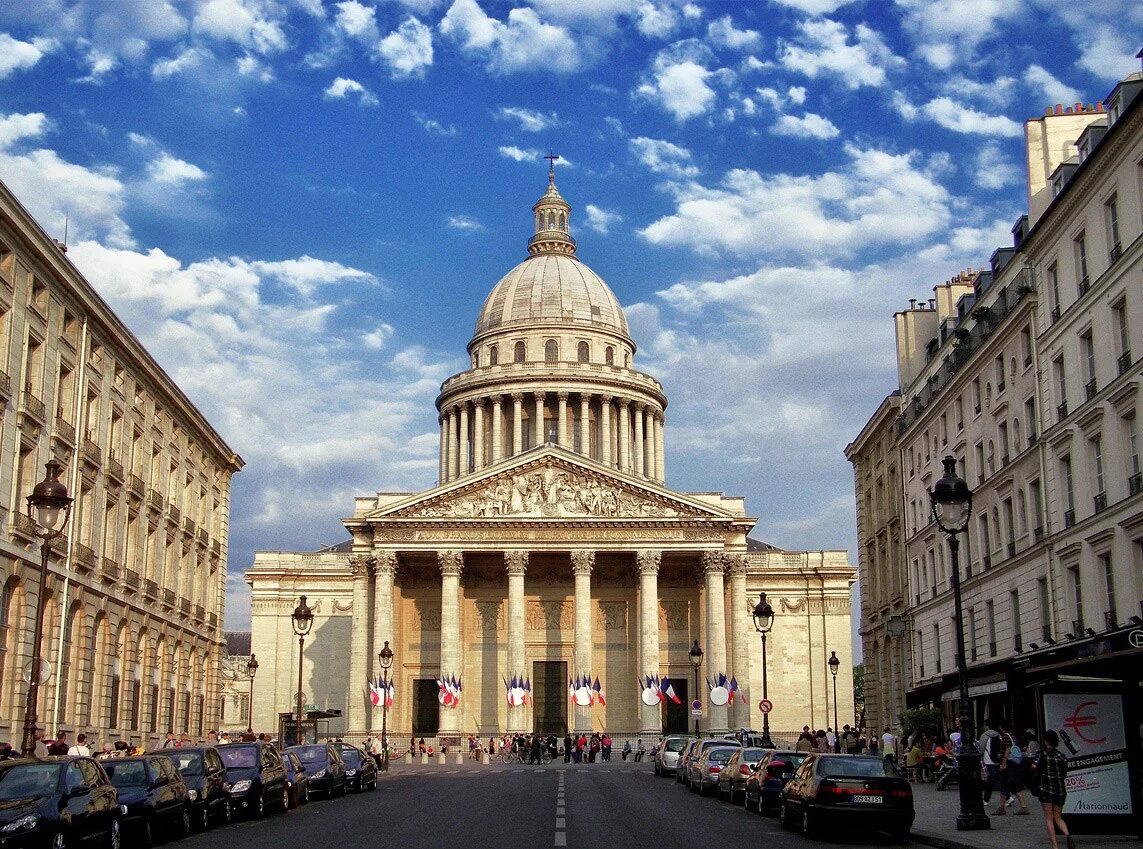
[412,679,440,736]
[664,678,689,733]
[532,661,568,736]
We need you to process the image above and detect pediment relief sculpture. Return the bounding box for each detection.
[525,599,572,630]
[597,601,627,631]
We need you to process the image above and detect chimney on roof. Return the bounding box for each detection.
[928,299,935,310]
[909,298,917,309]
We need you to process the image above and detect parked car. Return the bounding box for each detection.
[217,742,289,818]
[653,736,692,777]
[333,744,377,792]
[0,757,121,849]
[744,750,807,814]
[151,746,231,831]
[104,756,191,846]
[285,745,346,799]
[778,754,914,839]
[687,746,739,796]
[716,747,766,804]
[281,751,310,808]
[678,739,740,789]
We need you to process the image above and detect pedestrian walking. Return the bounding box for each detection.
[601,733,612,762]
[369,734,384,769]
[160,731,177,749]
[978,720,1003,804]
[1034,730,1074,849]
[996,722,1030,815]
[881,727,896,767]
[67,733,91,757]
[564,733,572,763]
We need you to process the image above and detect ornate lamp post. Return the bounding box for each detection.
[752,592,775,749]
[245,654,259,735]
[828,651,840,752]
[290,596,313,746]
[21,461,73,757]
[688,640,703,737]
[930,455,989,831]
[378,640,393,772]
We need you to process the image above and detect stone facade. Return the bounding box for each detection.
[247,172,856,741]
[0,180,242,747]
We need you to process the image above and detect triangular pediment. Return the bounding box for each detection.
[364,446,739,522]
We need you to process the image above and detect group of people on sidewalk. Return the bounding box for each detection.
[0,728,265,761]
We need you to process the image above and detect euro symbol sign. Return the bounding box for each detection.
[1062,701,1106,745]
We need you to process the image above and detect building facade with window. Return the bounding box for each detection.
[247,173,857,744]
[848,71,1143,733]
[0,180,243,749]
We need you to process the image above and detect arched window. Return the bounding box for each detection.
[56,603,81,725]
[514,341,526,363]
[472,351,480,368]
[547,212,555,229]
[545,339,558,362]
[559,213,566,231]
[536,213,543,231]
[605,346,614,366]
[489,345,498,366]
[624,352,630,367]
[577,341,589,363]
[0,579,18,716]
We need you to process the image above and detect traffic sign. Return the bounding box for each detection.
[690,708,703,719]
[758,699,773,714]
[691,699,701,710]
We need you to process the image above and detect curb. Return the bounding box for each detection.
[910,829,982,849]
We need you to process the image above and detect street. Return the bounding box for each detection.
[179,760,929,849]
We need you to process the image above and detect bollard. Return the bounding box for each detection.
[420,753,428,764]
[438,752,447,766]
[405,752,412,765]
[455,751,464,765]
[481,751,489,765]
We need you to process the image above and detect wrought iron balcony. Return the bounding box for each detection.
[1130,472,1143,496]
[53,415,76,445]
[1064,509,1076,528]
[106,451,124,482]
[161,588,176,608]
[81,437,102,467]
[147,489,164,512]
[1077,276,1090,297]
[20,389,46,424]
[125,569,140,590]
[143,579,159,599]
[73,543,97,571]
[100,557,120,583]
[1093,491,1107,513]
[1084,378,1097,401]
[1057,401,1068,421]
[127,475,145,498]
[1119,350,1133,375]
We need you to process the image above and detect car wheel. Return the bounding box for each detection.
[140,817,154,849]
[801,807,818,838]
[218,800,232,826]
[179,806,192,838]
[777,801,789,829]
[302,785,310,804]
[197,804,211,832]
[52,830,67,849]
[107,819,121,849]
[254,792,266,819]
[282,787,290,811]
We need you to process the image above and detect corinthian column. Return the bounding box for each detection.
[656,415,666,481]
[348,555,372,734]
[511,394,523,457]
[473,401,485,471]
[600,398,612,467]
[633,404,645,477]
[458,403,470,476]
[491,396,504,464]
[438,415,446,484]
[727,554,751,730]
[437,550,464,736]
[557,392,569,446]
[644,407,656,481]
[579,395,590,458]
[571,550,594,733]
[505,551,528,734]
[370,551,398,731]
[534,392,546,447]
[445,408,457,481]
[637,550,662,734]
[702,551,729,733]
[618,402,630,472]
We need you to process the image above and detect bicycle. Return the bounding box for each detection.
[501,749,521,764]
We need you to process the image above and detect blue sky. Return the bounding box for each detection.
[0,0,1139,635]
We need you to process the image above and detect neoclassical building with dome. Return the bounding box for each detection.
[246,171,856,744]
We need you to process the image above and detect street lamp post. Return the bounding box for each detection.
[20,460,73,757]
[245,654,259,735]
[828,651,840,752]
[378,640,393,772]
[290,596,313,747]
[688,640,703,737]
[930,455,990,832]
[751,592,775,749]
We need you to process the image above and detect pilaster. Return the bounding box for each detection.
[701,551,729,733]
[571,550,594,733]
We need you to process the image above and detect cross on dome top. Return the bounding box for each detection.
[529,152,575,256]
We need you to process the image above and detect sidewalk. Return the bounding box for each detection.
[909,783,1140,849]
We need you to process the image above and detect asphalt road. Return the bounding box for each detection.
[176,760,927,849]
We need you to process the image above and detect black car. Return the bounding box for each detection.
[284,745,346,799]
[778,754,914,839]
[217,742,289,819]
[103,756,190,846]
[332,744,376,792]
[281,751,310,809]
[152,746,231,831]
[0,757,121,849]
[716,747,766,804]
[744,750,807,815]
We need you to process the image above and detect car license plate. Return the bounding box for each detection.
[853,795,881,804]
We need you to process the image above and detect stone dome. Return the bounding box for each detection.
[473,253,630,338]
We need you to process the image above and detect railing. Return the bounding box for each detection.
[100,557,120,582]
[1109,243,1122,264]
[1050,305,1061,323]
[1033,526,1044,541]
[127,475,145,498]
[1057,401,1068,421]
[1104,610,1118,630]
[1093,492,1107,513]
[167,503,181,524]
[81,437,102,467]
[106,453,124,482]
[125,569,140,590]
[1077,276,1089,297]
[73,542,97,571]
[1064,509,1076,528]
[148,490,164,512]
[21,390,46,422]
[194,604,205,622]
[54,415,76,444]
[1084,378,1097,401]
[1130,473,1143,496]
[0,370,10,400]
[178,598,191,615]
[161,588,176,607]
[211,540,221,556]
[207,612,218,628]
[197,528,208,546]
[143,579,159,599]
[183,516,196,536]
[1119,350,1133,375]
[10,511,37,539]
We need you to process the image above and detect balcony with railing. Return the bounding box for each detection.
[53,414,76,446]
[193,604,205,623]
[106,451,124,482]
[1109,243,1122,264]
[207,612,218,628]
[125,569,140,590]
[143,579,159,600]
[196,528,208,546]
[183,516,196,537]
[1093,491,1107,513]
[1064,509,1076,528]
[1119,350,1133,375]
[147,489,164,512]
[9,510,37,541]
[73,542,96,572]
[1057,401,1068,421]
[1130,473,1143,496]
[100,557,120,583]
[20,387,46,425]
[1077,276,1090,297]
[0,370,10,406]
[167,503,181,525]
[178,598,191,616]
[1084,378,1097,401]
[81,437,102,467]
[211,540,221,556]
[161,588,176,608]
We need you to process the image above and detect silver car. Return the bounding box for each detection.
[653,736,693,777]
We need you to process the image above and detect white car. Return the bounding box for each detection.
[653,736,693,777]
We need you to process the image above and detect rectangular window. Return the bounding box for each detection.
[940,413,948,446]
[1075,231,1089,291]
[972,378,981,414]
[1114,299,1132,374]
[1128,416,1140,479]
[978,514,992,569]
[1038,577,1051,641]
[1105,194,1121,261]
[1091,434,1105,508]
[955,398,964,431]
[1081,331,1096,399]
[1054,356,1067,419]
[974,441,984,484]
[1068,565,1083,631]
[986,600,996,657]
[1003,498,1015,555]
[969,606,978,661]
[1047,262,1060,319]
[933,623,941,674]
[999,421,1009,463]
[1100,553,1116,625]
[995,355,1005,392]
[1030,479,1043,535]
[1025,397,1038,445]
[1011,590,1023,652]
[1062,455,1075,513]
[1020,326,1032,367]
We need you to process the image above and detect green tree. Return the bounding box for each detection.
[898,708,942,738]
[852,664,865,729]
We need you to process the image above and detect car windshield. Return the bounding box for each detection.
[165,752,203,775]
[104,761,147,788]
[294,747,328,764]
[0,764,58,800]
[707,748,736,763]
[340,749,362,766]
[768,752,806,769]
[819,757,893,778]
[741,748,765,763]
[702,741,737,751]
[665,739,688,752]
[219,747,258,769]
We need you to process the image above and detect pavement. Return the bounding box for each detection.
[175,758,1140,849]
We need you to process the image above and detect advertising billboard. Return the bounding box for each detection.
[1041,692,1132,817]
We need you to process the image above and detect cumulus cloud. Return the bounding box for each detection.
[583,204,622,234]
[772,112,840,139]
[707,15,760,50]
[447,214,483,230]
[334,0,380,42]
[378,16,433,78]
[897,94,1023,136]
[1023,64,1082,106]
[151,46,212,80]
[324,77,380,106]
[973,142,1021,190]
[411,111,456,135]
[146,153,208,185]
[192,0,288,54]
[636,53,719,121]
[896,0,1022,69]
[629,136,700,178]
[498,145,573,166]
[496,106,561,132]
[777,18,902,89]
[0,33,52,78]
[439,0,580,74]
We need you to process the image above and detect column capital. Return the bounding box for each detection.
[557,391,568,401]
[701,551,728,575]
[371,550,399,576]
[491,394,503,407]
[534,390,546,400]
[727,553,748,577]
[635,400,646,411]
[511,392,524,403]
[571,550,595,575]
[438,549,464,577]
[349,554,374,578]
[636,550,661,575]
[505,550,528,576]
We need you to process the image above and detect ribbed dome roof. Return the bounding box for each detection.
[473,253,630,337]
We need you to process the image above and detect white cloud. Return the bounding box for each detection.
[636,58,717,121]
[151,46,212,80]
[707,15,760,50]
[497,146,573,166]
[768,0,853,12]
[147,153,208,185]
[235,54,274,81]
[496,106,561,132]
[629,136,700,178]
[973,142,1021,190]
[777,19,902,89]
[378,16,433,78]
[911,96,1022,136]
[634,0,680,38]
[1023,64,1082,106]
[0,111,49,147]
[362,322,395,350]
[192,0,288,54]
[942,74,1016,108]
[324,77,380,106]
[638,144,951,258]
[439,0,580,74]
[583,204,621,234]
[447,214,483,230]
[896,0,1022,68]
[0,33,51,78]
[250,256,377,297]
[787,86,806,105]
[772,112,840,139]
[411,111,457,135]
[334,0,380,42]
